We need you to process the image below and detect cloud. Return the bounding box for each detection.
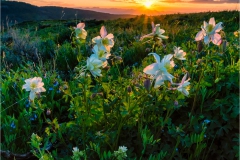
[110,0,239,3]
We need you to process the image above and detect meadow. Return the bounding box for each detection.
[1,11,239,160]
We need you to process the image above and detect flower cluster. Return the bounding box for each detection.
[75,23,114,77]
[22,77,46,101]
[113,146,128,160]
[142,22,189,96]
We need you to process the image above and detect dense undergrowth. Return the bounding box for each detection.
[1,11,239,160]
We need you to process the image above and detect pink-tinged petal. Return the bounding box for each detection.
[214,22,223,33]
[143,63,159,75]
[181,74,188,85]
[195,31,204,41]
[209,17,215,26]
[204,36,210,44]
[151,22,155,33]
[203,21,208,29]
[77,23,85,29]
[106,33,114,39]
[100,26,107,38]
[211,33,222,45]
[149,53,161,64]
[140,33,154,41]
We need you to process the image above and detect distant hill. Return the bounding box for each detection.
[1,1,136,25]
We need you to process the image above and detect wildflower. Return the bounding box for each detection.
[195,17,223,45]
[92,45,110,61]
[22,77,46,101]
[176,73,190,96]
[46,109,51,116]
[92,26,114,52]
[92,45,111,68]
[140,23,168,42]
[114,146,128,160]
[143,53,174,88]
[86,54,103,77]
[174,100,178,106]
[75,22,87,39]
[173,46,186,60]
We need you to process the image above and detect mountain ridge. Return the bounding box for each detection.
[1,1,136,24]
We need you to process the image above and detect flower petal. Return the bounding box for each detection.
[100,26,108,38]
[211,33,222,45]
[209,17,215,26]
[29,91,36,100]
[195,31,204,41]
[143,63,159,75]
[77,23,85,29]
[214,22,223,33]
[204,36,210,44]
[106,33,114,39]
[149,53,161,64]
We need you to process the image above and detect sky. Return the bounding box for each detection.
[12,0,239,15]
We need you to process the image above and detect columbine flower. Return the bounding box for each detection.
[92,26,114,52]
[140,22,168,41]
[176,73,190,96]
[143,53,174,88]
[86,54,103,77]
[92,45,111,68]
[195,17,223,45]
[22,77,46,101]
[75,22,87,39]
[114,146,128,160]
[173,46,186,60]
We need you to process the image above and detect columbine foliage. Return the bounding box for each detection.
[1,11,239,160]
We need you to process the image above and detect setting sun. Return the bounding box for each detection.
[143,0,154,8]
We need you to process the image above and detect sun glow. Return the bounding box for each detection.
[143,0,154,8]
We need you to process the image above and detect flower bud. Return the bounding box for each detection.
[174,100,178,106]
[127,86,132,93]
[144,79,151,91]
[46,109,51,115]
[91,93,97,99]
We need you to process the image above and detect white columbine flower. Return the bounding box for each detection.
[177,73,190,96]
[86,54,103,77]
[143,53,174,88]
[75,22,87,39]
[92,26,114,52]
[195,17,223,45]
[173,46,186,60]
[22,77,46,100]
[92,45,110,61]
[140,22,168,41]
